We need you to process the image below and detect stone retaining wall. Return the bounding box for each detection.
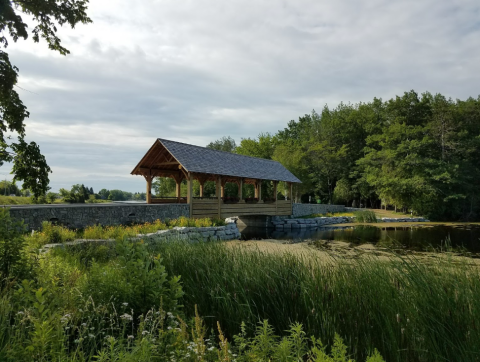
[292,204,346,218]
[272,216,429,229]
[272,216,352,230]
[42,222,241,251]
[7,203,189,231]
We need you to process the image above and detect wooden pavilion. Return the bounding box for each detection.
[131,138,301,219]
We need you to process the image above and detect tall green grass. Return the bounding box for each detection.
[26,216,226,247]
[353,210,378,223]
[151,241,480,362]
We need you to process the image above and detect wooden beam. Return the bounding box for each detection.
[138,167,181,176]
[154,161,179,166]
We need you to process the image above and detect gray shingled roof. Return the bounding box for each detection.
[159,138,301,183]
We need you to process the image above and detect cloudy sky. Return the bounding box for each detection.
[3,0,480,193]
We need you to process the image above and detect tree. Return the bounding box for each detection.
[0,0,92,198]
[98,189,110,200]
[206,136,236,152]
[0,180,20,196]
[236,133,276,159]
[59,184,88,203]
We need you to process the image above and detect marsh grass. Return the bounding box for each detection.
[300,212,355,218]
[152,240,480,362]
[353,210,378,223]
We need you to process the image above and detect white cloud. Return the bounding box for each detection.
[3,0,480,192]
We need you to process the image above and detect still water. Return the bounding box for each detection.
[239,223,480,252]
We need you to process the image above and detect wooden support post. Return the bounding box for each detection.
[273,181,278,215]
[221,178,227,198]
[289,182,293,202]
[146,174,153,204]
[216,176,222,218]
[174,174,183,203]
[238,178,243,200]
[199,183,204,197]
[258,180,262,202]
[187,172,193,218]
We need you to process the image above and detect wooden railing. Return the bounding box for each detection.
[191,198,292,218]
[150,196,187,204]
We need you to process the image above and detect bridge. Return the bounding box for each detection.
[131,138,301,219]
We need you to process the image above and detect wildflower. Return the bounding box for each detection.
[167,326,172,330]
[89,334,95,338]
[120,313,133,321]
[82,323,87,327]
[122,302,128,307]
[17,311,24,315]
[128,335,134,339]
[65,327,70,330]
[142,330,150,335]
[208,347,215,351]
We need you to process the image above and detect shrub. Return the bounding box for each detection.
[0,209,31,284]
[79,239,183,315]
[40,221,76,243]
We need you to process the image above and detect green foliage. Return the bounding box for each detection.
[59,184,91,203]
[45,191,58,204]
[241,92,480,219]
[206,136,237,152]
[236,132,276,159]
[1,0,91,197]
[353,210,377,223]
[0,195,32,205]
[79,239,183,315]
[0,209,30,283]
[0,180,20,196]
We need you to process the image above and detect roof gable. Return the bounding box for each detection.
[132,138,301,183]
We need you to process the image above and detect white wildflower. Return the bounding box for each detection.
[120,313,133,321]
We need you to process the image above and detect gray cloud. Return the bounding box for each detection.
[2,0,480,192]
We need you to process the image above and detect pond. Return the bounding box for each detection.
[239,223,480,253]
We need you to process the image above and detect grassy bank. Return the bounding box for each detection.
[1,210,384,361]
[26,217,226,248]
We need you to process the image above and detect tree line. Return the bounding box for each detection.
[206,91,480,221]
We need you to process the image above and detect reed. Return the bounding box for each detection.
[151,241,480,362]
[353,210,378,223]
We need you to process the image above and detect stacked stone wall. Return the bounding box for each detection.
[7,204,189,230]
[42,222,241,251]
[292,204,346,218]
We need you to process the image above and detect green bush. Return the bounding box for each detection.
[79,238,183,315]
[0,209,31,283]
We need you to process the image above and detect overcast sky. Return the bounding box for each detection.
[3,0,480,193]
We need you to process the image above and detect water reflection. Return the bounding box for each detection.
[239,224,480,252]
